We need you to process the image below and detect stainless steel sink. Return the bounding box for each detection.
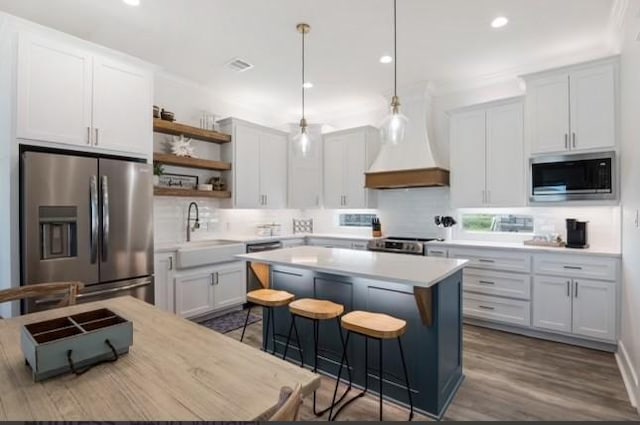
[176,239,245,269]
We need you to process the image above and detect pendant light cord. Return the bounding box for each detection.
[301,28,306,121]
[393,0,397,98]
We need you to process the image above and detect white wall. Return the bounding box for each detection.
[619,0,640,410]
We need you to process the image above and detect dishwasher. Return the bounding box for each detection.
[246,241,283,292]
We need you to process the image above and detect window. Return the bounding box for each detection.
[462,214,534,233]
[339,214,376,228]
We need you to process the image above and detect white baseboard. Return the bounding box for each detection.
[616,340,639,409]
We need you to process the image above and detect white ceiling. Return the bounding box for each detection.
[0,0,617,122]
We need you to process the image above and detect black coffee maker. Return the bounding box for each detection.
[566,219,589,249]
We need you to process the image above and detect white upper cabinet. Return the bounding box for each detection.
[450,99,524,208]
[450,109,486,208]
[17,35,92,146]
[289,128,322,209]
[323,126,380,209]
[221,119,288,209]
[525,58,618,155]
[17,34,153,156]
[92,55,152,155]
[569,64,616,152]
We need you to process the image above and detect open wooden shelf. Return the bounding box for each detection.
[154,187,231,199]
[153,118,232,144]
[153,153,231,171]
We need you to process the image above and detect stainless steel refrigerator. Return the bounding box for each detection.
[21,150,154,313]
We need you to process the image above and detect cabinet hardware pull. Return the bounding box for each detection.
[87,127,91,144]
[563,265,582,270]
[574,281,579,298]
[210,274,215,286]
[215,272,219,285]
[478,305,495,310]
[482,190,486,204]
[566,280,571,297]
[431,250,444,255]
[487,190,491,204]
[479,280,495,285]
[169,256,173,271]
[95,128,99,145]
[478,259,495,263]
[572,132,576,148]
[565,133,569,149]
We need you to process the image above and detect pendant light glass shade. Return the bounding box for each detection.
[294,23,313,158]
[380,0,408,146]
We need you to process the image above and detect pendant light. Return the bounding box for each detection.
[292,23,312,158]
[379,0,408,146]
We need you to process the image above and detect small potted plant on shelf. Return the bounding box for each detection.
[153,163,164,186]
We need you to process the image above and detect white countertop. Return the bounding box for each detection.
[425,240,621,258]
[237,246,468,288]
[155,233,375,252]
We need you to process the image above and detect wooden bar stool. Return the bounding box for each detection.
[282,298,352,416]
[328,311,414,421]
[241,288,295,354]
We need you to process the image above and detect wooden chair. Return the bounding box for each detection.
[0,282,85,313]
[269,384,302,421]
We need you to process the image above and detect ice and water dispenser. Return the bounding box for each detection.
[39,206,77,260]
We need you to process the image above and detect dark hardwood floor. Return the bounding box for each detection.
[224,319,639,421]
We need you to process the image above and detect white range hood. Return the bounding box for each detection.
[366,85,449,189]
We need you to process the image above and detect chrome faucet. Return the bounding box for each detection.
[186,202,200,242]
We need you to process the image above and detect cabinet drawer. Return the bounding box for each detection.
[533,254,617,281]
[449,248,531,273]
[463,269,531,300]
[427,247,449,257]
[463,293,531,327]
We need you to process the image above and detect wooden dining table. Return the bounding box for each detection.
[0,296,320,420]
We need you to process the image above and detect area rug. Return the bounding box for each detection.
[199,309,262,334]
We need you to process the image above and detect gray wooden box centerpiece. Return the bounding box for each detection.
[21,308,133,381]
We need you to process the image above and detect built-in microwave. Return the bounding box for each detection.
[530,151,616,202]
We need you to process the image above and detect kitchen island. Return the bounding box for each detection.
[238,246,468,419]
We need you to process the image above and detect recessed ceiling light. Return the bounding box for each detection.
[491,16,509,28]
[122,0,140,5]
[379,55,393,64]
[303,82,314,89]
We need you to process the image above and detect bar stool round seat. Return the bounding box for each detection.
[340,311,407,339]
[246,289,294,307]
[288,298,344,320]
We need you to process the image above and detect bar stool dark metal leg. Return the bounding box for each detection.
[262,307,270,352]
[329,335,368,421]
[270,307,277,354]
[378,337,383,421]
[240,305,252,342]
[398,337,414,421]
[312,318,352,417]
[283,314,304,367]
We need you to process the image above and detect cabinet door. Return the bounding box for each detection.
[289,132,322,209]
[153,253,175,312]
[532,276,572,333]
[572,279,616,341]
[569,64,616,152]
[234,123,262,208]
[486,102,525,206]
[343,131,367,208]
[527,74,570,154]
[323,136,346,209]
[213,262,247,310]
[175,271,215,318]
[450,109,486,207]
[17,35,92,146]
[92,56,152,154]
[259,132,288,208]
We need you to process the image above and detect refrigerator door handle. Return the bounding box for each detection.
[101,175,110,262]
[90,175,99,264]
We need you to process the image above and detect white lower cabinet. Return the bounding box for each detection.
[174,261,246,319]
[532,276,573,333]
[571,278,616,340]
[154,252,175,312]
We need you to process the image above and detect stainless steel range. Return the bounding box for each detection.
[367,237,442,256]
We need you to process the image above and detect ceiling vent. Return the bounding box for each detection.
[226,58,254,72]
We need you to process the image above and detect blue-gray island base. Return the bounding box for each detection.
[265,265,464,419]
